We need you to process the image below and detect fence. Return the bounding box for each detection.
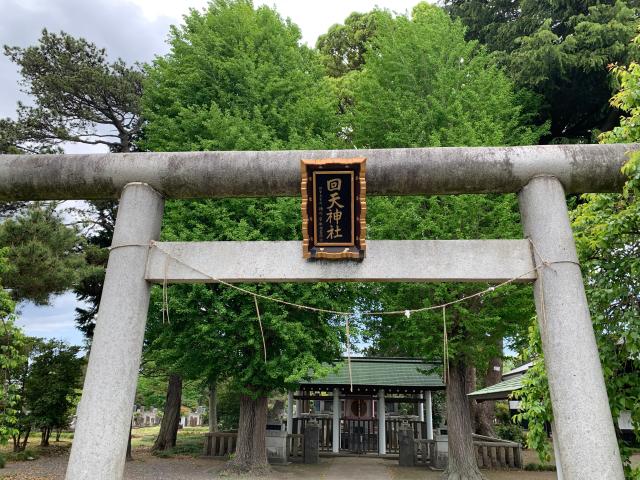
[203,432,237,457]
[415,439,438,467]
[472,434,523,469]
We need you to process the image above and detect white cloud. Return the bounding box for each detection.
[16,292,86,346]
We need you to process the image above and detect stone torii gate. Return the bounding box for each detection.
[0,144,634,480]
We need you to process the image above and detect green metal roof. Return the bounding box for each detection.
[467,375,523,401]
[300,357,444,390]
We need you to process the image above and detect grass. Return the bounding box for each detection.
[0,426,209,464]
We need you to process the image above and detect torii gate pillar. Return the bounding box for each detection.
[65,183,164,480]
[519,176,623,480]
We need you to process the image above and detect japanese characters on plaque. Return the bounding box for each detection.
[301,158,366,260]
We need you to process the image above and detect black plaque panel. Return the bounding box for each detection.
[301,158,366,260]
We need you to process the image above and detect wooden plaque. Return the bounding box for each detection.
[301,158,366,260]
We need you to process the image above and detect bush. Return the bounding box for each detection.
[524,463,557,471]
[494,423,525,444]
[0,453,6,468]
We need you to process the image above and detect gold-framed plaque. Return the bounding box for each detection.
[301,158,366,260]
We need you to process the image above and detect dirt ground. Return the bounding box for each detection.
[0,450,559,480]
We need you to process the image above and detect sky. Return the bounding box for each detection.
[2,0,426,346]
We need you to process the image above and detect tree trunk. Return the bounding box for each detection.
[40,427,50,446]
[475,344,502,437]
[445,359,487,480]
[222,394,270,475]
[20,427,30,451]
[126,420,133,460]
[152,374,182,452]
[208,383,218,433]
[55,428,61,442]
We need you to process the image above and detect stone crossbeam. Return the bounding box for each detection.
[0,143,636,200]
[145,240,537,284]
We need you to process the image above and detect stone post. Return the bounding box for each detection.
[425,390,433,440]
[286,391,294,435]
[65,183,164,480]
[378,389,386,455]
[519,176,623,480]
[304,419,320,464]
[398,423,415,467]
[332,388,340,453]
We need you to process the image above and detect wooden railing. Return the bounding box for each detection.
[203,432,237,457]
[287,433,304,459]
[415,439,438,466]
[472,434,523,469]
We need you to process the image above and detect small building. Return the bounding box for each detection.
[286,357,445,455]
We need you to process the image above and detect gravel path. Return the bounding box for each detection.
[0,451,561,480]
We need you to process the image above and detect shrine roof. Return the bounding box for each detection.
[299,357,445,391]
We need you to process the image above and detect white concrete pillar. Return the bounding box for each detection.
[378,389,386,455]
[519,176,623,480]
[425,390,433,440]
[551,420,565,480]
[332,388,340,453]
[66,183,164,480]
[287,391,294,435]
[418,392,425,422]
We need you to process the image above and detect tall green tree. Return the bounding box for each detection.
[142,0,352,472]
[445,0,640,143]
[24,340,84,446]
[348,4,543,479]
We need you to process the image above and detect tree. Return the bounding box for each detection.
[0,252,27,450]
[348,4,542,478]
[24,340,84,446]
[3,29,146,336]
[0,204,86,305]
[142,1,350,472]
[445,0,640,143]
[316,11,391,77]
[518,47,640,479]
[3,29,144,152]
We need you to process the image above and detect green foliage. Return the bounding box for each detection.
[24,340,84,438]
[3,29,144,152]
[524,463,557,472]
[572,47,640,479]
[512,321,553,463]
[349,4,544,149]
[494,422,525,445]
[316,10,391,77]
[445,0,640,142]
[517,38,640,478]
[142,0,356,401]
[0,204,86,305]
[143,0,339,153]
[346,4,540,372]
[0,259,26,447]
